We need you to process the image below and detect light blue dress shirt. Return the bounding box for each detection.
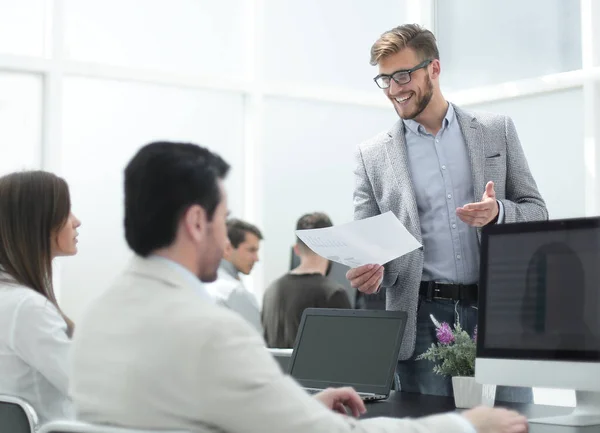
[404,103,493,284]
[149,255,214,302]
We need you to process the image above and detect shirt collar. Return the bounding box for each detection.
[403,102,455,136]
[219,259,240,280]
[148,255,214,303]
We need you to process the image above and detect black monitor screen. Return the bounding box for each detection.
[290,314,404,387]
[481,220,600,357]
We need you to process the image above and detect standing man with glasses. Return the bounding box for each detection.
[346,24,548,400]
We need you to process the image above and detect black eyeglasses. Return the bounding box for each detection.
[373,59,433,89]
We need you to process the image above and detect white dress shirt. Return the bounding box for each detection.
[0,276,73,422]
[204,260,263,333]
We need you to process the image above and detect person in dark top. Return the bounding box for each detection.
[262,212,351,348]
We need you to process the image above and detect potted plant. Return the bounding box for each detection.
[416,315,495,408]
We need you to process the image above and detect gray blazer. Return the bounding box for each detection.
[353,104,548,360]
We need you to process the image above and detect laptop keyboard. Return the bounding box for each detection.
[360,393,386,402]
[304,388,385,401]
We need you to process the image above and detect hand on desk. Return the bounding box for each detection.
[314,387,367,418]
[346,264,384,294]
[462,406,528,433]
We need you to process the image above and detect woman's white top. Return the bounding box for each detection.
[0,276,73,422]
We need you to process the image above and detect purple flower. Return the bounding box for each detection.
[436,322,455,345]
[473,325,478,342]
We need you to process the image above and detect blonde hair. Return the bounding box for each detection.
[370,24,439,66]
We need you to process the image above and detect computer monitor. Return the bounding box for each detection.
[476,217,600,426]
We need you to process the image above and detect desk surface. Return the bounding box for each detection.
[364,392,599,433]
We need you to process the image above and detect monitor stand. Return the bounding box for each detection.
[529,391,600,426]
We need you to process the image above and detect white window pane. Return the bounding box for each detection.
[467,89,584,219]
[261,97,397,286]
[0,72,42,174]
[64,0,246,77]
[0,0,46,57]
[436,0,582,90]
[264,0,406,91]
[60,78,244,320]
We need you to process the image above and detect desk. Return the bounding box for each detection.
[363,392,600,433]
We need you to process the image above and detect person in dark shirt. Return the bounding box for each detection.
[262,212,351,348]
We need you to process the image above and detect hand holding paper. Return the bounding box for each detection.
[346,264,385,294]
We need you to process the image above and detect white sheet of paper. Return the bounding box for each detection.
[295,211,422,268]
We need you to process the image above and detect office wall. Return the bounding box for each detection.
[57,78,244,320]
[0,1,45,57]
[436,0,581,90]
[0,72,42,173]
[62,0,247,76]
[466,88,585,220]
[263,0,405,92]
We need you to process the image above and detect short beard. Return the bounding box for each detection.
[395,74,434,120]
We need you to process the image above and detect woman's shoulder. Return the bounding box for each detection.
[0,281,56,313]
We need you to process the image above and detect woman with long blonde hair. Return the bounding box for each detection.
[0,170,81,422]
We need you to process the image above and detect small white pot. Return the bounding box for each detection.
[451,376,497,408]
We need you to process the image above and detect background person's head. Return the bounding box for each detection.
[371,24,442,121]
[0,170,80,333]
[124,141,230,282]
[294,212,333,257]
[224,219,263,275]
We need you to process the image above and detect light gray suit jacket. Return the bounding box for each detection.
[71,256,470,433]
[354,104,548,360]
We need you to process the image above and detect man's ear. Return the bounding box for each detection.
[183,204,207,243]
[430,58,441,80]
[223,238,234,260]
[293,244,301,257]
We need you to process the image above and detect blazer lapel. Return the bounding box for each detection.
[385,121,422,243]
[454,105,484,203]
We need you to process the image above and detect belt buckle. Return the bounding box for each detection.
[431,283,451,301]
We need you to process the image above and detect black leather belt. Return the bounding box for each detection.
[419,281,478,302]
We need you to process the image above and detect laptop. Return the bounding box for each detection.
[288,308,407,401]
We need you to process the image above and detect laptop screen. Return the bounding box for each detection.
[289,309,406,393]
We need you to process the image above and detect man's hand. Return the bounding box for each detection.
[462,406,528,433]
[345,264,384,294]
[456,181,499,227]
[314,387,367,417]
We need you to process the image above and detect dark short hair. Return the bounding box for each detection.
[227,218,263,248]
[124,141,230,256]
[296,212,333,252]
